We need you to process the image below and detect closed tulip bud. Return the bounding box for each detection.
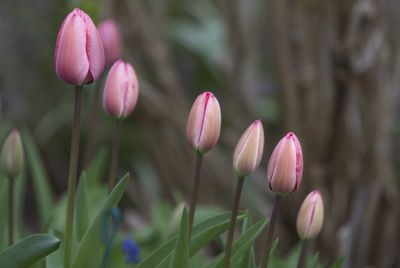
[296,191,324,239]
[103,60,139,118]
[55,8,105,85]
[233,120,264,177]
[98,19,122,67]
[267,132,303,193]
[186,91,221,154]
[1,129,24,179]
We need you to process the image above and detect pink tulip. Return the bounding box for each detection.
[186,92,221,153]
[233,120,264,177]
[267,132,303,193]
[103,60,139,118]
[55,8,105,85]
[98,19,123,67]
[296,191,324,239]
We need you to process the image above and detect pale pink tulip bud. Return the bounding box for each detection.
[233,120,264,177]
[98,19,123,67]
[1,129,24,179]
[103,60,139,118]
[186,92,221,154]
[296,191,324,239]
[267,132,303,193]
[55,8,105,85]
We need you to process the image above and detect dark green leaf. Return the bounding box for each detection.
[22,131,54,227]
[72,174,129,268]
[210,219,268,268]
[170,208,189,268]
[137,212,246,268]
[0,234,60,268]
[329,257,345,268]
[74,172,89,242]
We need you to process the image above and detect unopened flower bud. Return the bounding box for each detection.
[98,19,123,67]
[296,191,324,240]
[55,8,105,85]
[103,60,139,118]
[267,132,303,193]
[1,129,24,179]
[186,91,221,154]
[233,120,264,177]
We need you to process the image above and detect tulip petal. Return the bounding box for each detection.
[186,94,206,149]
[267,134,297,193]
[121,63,139,117]
[103,61,125,117]
[83,12,105,82]
[197,93,221,152]
[103,60,139,118]
[233,120,264,176]
[55,10,90,85]
[98,19,122,66]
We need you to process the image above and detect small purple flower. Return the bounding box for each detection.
[122,237,140,264]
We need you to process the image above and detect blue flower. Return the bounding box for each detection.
[122,237,140,264]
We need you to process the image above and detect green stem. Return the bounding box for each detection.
[188,152,203,235]
[223,176,245,268]
[297,240,308,268]
[261,195,282,268]
[108,119,122,192]
[64,86,83,268]
[8,179,14,245]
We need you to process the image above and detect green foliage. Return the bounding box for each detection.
[170,208,189,268]
[23,131,54,228]
[0,234,60,268]
[72,174,129,268]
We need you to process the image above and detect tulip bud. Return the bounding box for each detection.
[103,60,139,118]
[267,132,303,193]
[55,8,105,85]
[233,120,264,177]
[296,191,324,240]
[1,129,24,179]
[98,19,123,67]
[186,91,221,154]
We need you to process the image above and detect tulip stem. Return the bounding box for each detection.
[261,195,282,268]
[83,80,102,167]
[224,176,245,268]
[108,119,122,192]
[297,240,309,268]
[188,152,203,235]
[64,86,83,268]
[8,179,14,245]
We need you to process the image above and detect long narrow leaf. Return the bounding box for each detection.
[75,172,89,242]
[22,131,54,227]
[0,176,8,250]
[137,212,246,268]
[170,208,189,268]
[72,174,129,268]
[210,219,268,268]
[0,234,60,268]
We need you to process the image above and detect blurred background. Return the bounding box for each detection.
[1,0,400,267]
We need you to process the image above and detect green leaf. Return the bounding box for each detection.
[210,219,268,268]
[71,174,129,268]
[74,172,89,242]
[14,173,27,241]
[329,257,345,268]
[0,175,8,250]
[235,247,256,268]
[0,234,60,268]
[137,212,246,268]
[170,208,189,268]
[22,131,54,227]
